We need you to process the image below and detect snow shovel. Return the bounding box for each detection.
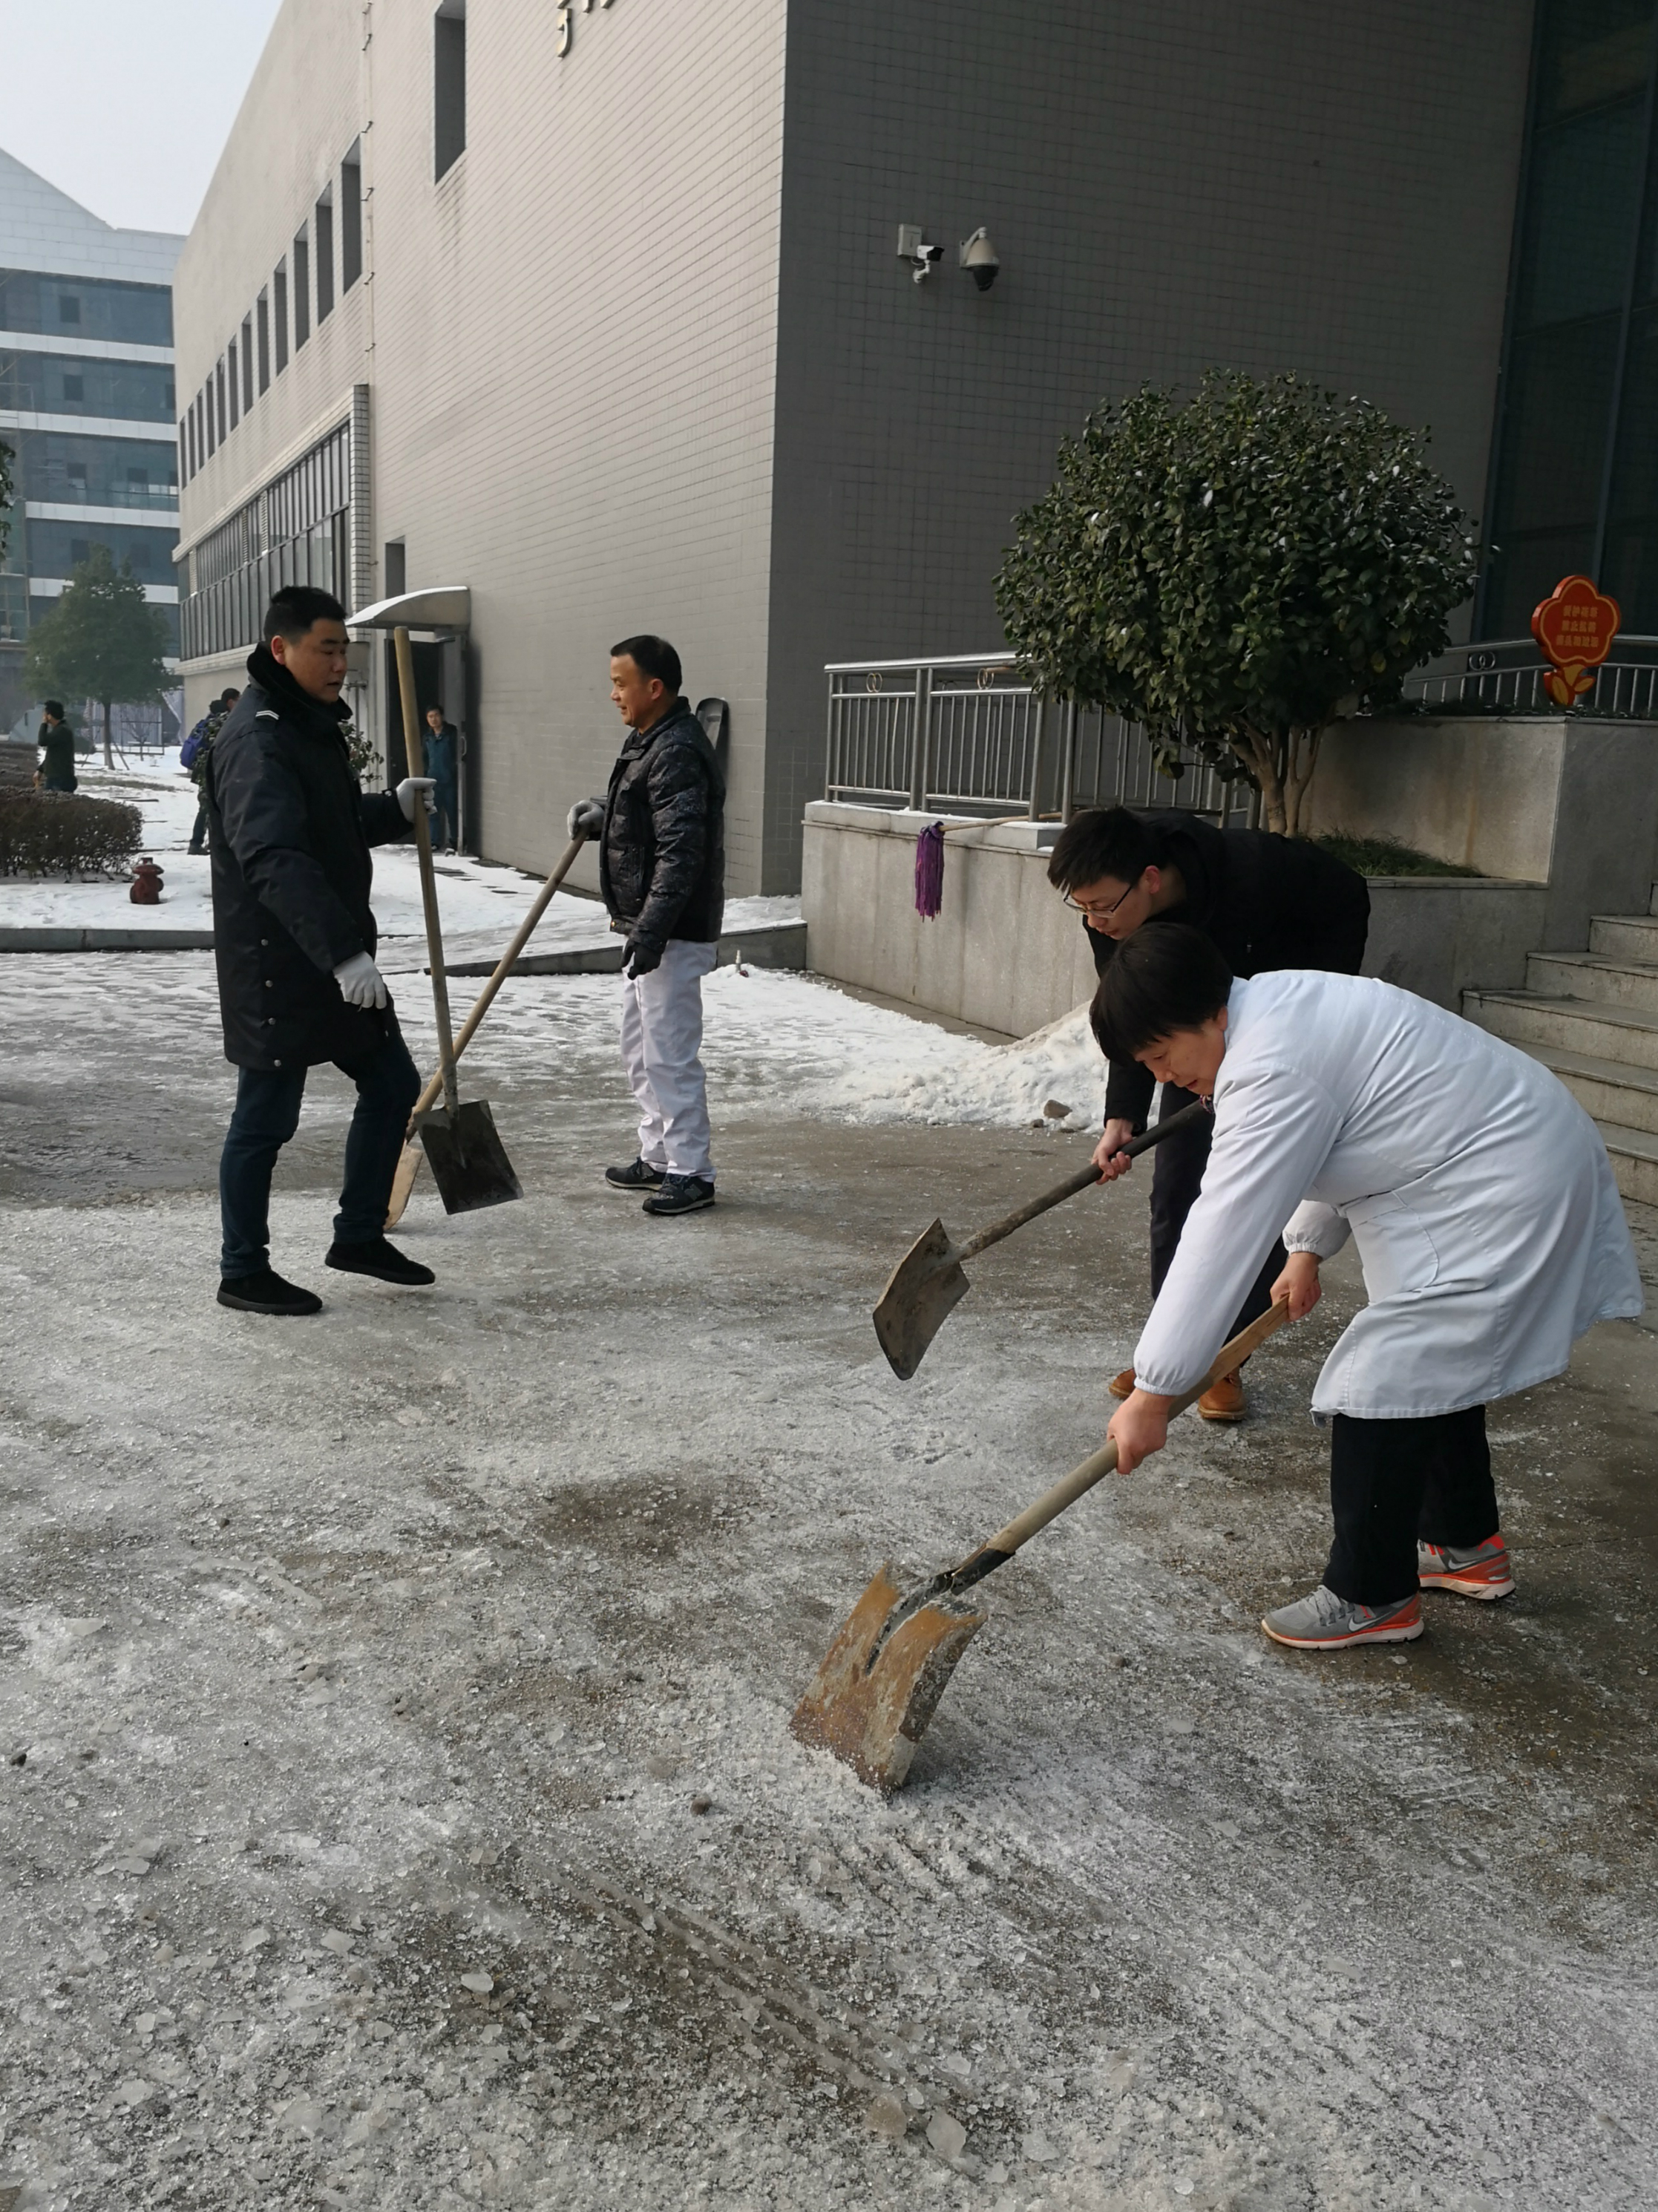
[384,828,589,1228]
[397,625,523,1215]
[873,1096,1211,1378]
[792,1296,1291,1793]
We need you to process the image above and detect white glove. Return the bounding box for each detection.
[567,797,605,840]
[334,951,388,1009]
[396,776,436,822]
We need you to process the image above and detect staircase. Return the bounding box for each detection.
[1464,891,1658,1208]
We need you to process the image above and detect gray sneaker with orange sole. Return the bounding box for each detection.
[1262,1583,1423,1650]
[1417,1534,1516,1600]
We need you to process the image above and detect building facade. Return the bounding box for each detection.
[0,148,182,734]
[174,0,1536,894]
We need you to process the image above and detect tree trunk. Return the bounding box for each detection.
[1281,724,1323,839]
[1231,728,1287,834]
[102,698,113,769]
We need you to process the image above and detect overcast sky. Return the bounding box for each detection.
[0,0,284,238]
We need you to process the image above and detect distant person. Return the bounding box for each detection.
[568,634,725,1217]
[203,585,435,1316]
[35,700,76,793]
[183,688,240,854]
[422,703,460,854]
[1048,807,1369,1422]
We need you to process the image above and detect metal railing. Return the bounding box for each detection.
[824,653,1258,825]
[1403,635,1658,716]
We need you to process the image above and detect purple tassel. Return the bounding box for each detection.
[914,820,946,919]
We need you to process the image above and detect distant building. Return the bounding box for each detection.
[0,147,183,733]
[175,0,1591,894]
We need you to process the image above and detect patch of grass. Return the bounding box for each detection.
[1314,834,1483,879]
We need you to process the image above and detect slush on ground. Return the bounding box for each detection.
[1,765,1656,2211]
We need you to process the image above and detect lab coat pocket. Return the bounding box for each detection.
[1343,1190,1441,1300]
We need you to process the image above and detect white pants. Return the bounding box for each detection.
[620,938,717,1181]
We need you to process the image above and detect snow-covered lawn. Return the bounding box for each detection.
[1,939,1656,2211]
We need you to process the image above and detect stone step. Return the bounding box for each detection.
[1598,1121,1658,1208]
[1505,1039,1658,1137]
[1464,989,1658,1073]
[1526,949,1658,1015]
[1591,911,1658,962]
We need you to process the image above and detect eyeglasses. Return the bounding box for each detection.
[1064,879,1137,922]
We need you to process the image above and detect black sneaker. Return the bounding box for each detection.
[217,1268,322,1316]
[324,1236,436,1287]
[605,1158,666,1192]
[643,1174,716,1217]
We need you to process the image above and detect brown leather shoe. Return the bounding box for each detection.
[1108,1367,1137,1401]
[1198,1369,1246,1422]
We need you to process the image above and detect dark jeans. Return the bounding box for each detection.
[1326,1405,1499,1606]
[433,776,459,850]
[1149,1083,1285,1346]
[219,1024,420,1277]
[189,799,208,853]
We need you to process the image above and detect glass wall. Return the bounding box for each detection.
[1483,1,1658,633]
[0,269,173,349]
[177,420,352,660]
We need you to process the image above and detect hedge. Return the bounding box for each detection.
[0,793,145,878]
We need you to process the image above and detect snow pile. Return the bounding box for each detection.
[806,998,1106,1130]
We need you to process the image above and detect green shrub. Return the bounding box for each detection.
[1315,833,1481,878]
[0,792,145,878]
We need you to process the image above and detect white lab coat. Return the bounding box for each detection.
[1132,970,1643,1418]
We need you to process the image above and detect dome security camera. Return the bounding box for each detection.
[960,227,1000,292]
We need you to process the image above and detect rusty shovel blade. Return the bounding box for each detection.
[871,1219,971,1380]
[416,1098,523,1215]
[789,1560,986,1792]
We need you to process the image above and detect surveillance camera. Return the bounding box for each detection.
[960,227,1000,292]
[897,226,945,283]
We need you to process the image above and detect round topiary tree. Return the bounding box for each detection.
[994,370,1479,836]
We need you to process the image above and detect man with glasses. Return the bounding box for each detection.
[1048,807,1369,1420]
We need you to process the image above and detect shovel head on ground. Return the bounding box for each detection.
[872,1219,970,1381]
[789,1560,986,1792]
[416,1099,523,1214]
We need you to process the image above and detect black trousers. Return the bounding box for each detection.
[1148,1084,1285,1347]
[219,1024,420,1276]
[1325,1405,1500,1606]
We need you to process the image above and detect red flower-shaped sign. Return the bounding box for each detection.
[1531,575,1621,707]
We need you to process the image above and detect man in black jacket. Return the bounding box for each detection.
[1049,806,1369,1419]
[568,634,725,1217]
[205,585,435,1316]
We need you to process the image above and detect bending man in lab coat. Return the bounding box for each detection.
[1097,926,1642,1652]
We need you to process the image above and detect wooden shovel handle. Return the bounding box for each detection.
[396,626,459,1117]
[404,833,587,1129]
[951,1296,1293,1586]
[954,1096,1211,1263]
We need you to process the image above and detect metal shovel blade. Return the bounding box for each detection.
[416,1099,523,1215]
[871,1219,970,1380]
[790,1560,986,1793]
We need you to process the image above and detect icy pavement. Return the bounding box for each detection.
[1,949,1657,2211]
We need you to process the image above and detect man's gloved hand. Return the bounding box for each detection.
[623,934,663,980]
[567,797,605,841]
[396,776,436,823]
[334,951,389,1009]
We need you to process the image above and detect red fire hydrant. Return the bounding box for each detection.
[130,855,164,905]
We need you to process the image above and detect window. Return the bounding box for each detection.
[227,340,240,428]
[315,192,335,321]
[0,270,170,344]
[1481,0,1658,632]
[216,359,228,445]
[178,425,188,486]
[257,290,271,391]
[62,373,84,403]
[241,316,254,410]
[67,460,87,490]
[384,540,407,598]
[293,229,310,349]
[274,263,289,373]
[59,292,80,324]
[341,143,363,290]
[435,1,467,180]
[71,538,91,566]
